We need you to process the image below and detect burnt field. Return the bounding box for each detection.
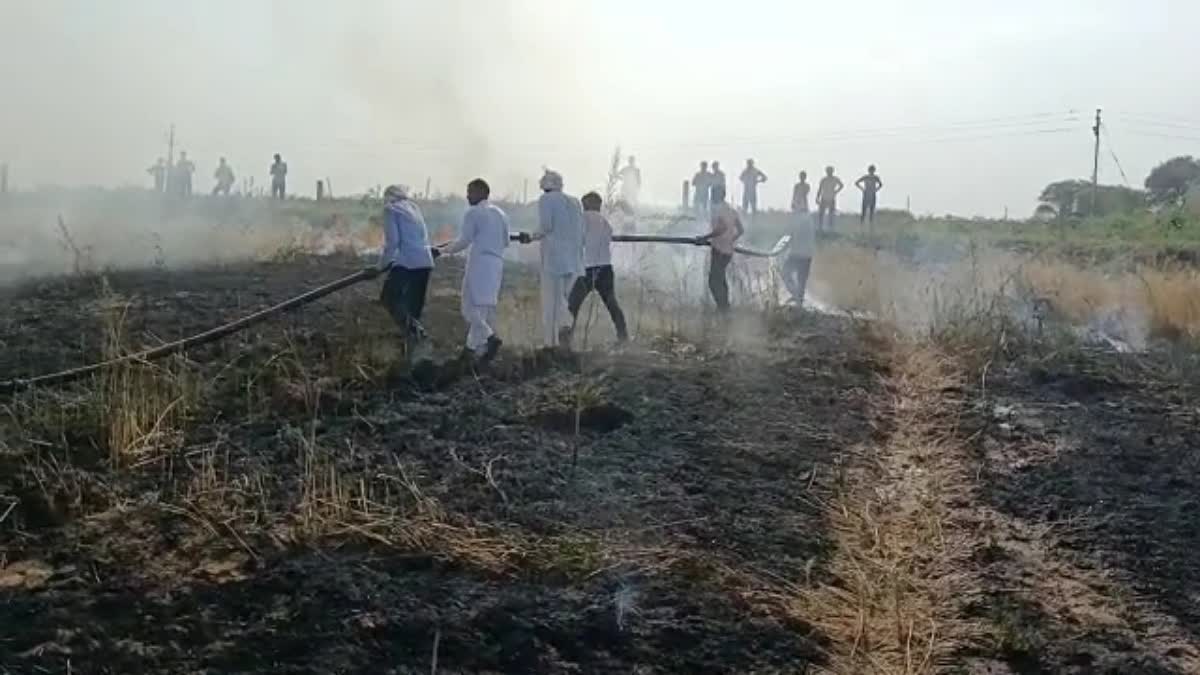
[1,254,1199,674]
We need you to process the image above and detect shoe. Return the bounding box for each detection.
[481,336,503,364]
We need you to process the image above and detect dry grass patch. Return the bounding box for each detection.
[794,337,983,674]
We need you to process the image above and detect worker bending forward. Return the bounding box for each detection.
[696,184,743,313]
[377,185,436,361]
[566,191,628,343]
[440,178,509,364]
[531,171,584,347]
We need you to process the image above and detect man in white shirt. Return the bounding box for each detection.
[377,184,436,361]
[695,184,743,313]
[439,178,509,364]
[566,192,628,343]
[781,209,817,306]
[532,170,584,348]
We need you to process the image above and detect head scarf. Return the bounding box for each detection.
[383,184,409,204]
[539,170,563,191]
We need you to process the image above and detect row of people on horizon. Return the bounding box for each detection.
[688,160,885,227]
[147,154,289,199]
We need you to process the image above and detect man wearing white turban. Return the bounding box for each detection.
[377,184,436,361]
[530,170,584,348]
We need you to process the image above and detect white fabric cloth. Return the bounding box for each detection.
[378,199,434,270]
[537,190,584,276]
[582,211,613,268]
[539,170,563,191]
[788,211,817,259]
[541,271,574,347]
[463,301,497,354]
[443,201,509,306]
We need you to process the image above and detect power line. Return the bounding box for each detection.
[1119,129,1200,143]
[1100,123,1131,187]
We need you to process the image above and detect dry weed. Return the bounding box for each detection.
[796,339,983,674]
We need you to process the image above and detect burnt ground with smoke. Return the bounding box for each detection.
[1,255,1199,674]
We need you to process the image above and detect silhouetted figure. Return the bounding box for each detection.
[739,159,767,215]
[855,165,883,225]
[692,161,713,215]
[213,157,236,195]
[270,154,288,199]
[816,166,844,231]
[147,158,166,192]
[173,152,195,197]
[792,171,810,214]
[710,161,727,195]
[619,156,642,207]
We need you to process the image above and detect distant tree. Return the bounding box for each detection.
[1092,184,1147,215]
[1039,179,1089,219]
[1144,155,1200,206]
[1033,203,1058,221]
[1039,179,1146,218]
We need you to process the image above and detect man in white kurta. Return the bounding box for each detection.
[533,170,584,348]
[440,178,510,362]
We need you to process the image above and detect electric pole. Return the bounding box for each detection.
[1091,108,1101,216]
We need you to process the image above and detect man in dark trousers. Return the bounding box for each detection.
[696,184,743,314]
[855,164,883,225]
[739,158,767,216]
[566,191,628,343]
[270,154,288,199]
[376,184,436,362]
[816,166,844,231]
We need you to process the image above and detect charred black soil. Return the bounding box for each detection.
[3,255,1200,674]
[0,256,875,674]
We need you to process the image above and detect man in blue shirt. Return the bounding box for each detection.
[377,184,436,361]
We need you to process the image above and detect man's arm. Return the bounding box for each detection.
[441,210,476,255]
[834,178,845,194]
[758,170,768,184]
[876,177,884,192]
[531,197,553,242]
[854,176,865,191]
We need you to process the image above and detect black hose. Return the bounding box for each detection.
[0,267,378,395]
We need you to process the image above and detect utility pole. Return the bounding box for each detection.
[1091,108,1101,216]
[166,124,175,166]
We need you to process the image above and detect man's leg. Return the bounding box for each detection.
[541,270,565,347]
[594,265,628,340]
[567,271,594,321]
[464,303,495,355]
[781,258,801,301]
[709,252,732,312]
[861,197,868,224]
[794,257,812,304]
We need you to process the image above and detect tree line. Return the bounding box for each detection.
[1037,155,1200,219]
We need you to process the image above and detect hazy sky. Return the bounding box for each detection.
[2,0,1198,216]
